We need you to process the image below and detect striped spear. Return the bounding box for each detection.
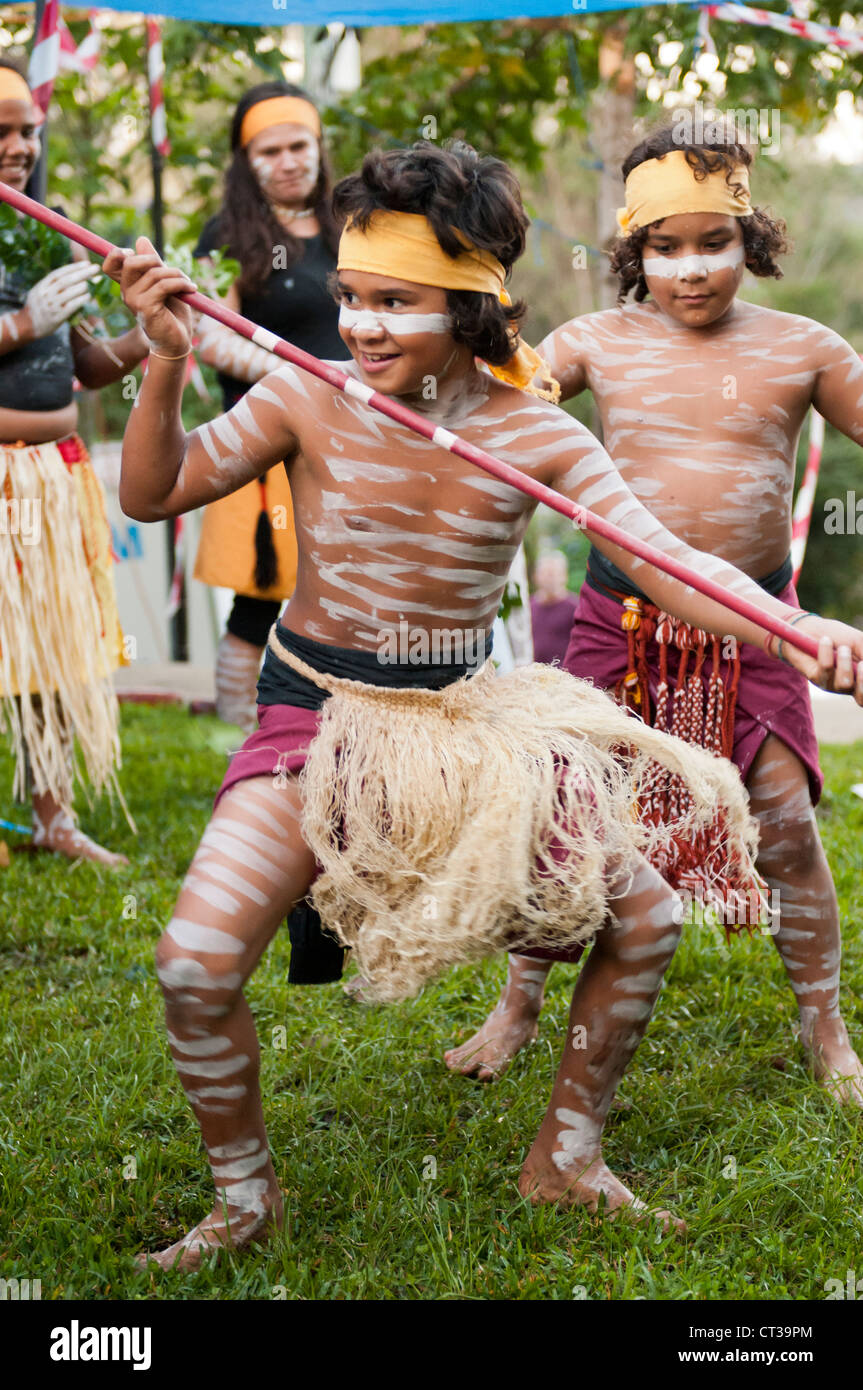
[0,178,850,676]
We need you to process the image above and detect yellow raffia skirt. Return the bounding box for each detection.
[0,435,127,807]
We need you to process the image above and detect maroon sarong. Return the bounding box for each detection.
[215,701,321,809]
[563,580,822,804]
[518,578,821,968]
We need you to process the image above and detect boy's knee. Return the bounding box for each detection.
[757,813,822,882]
[606,906,682,965]
[155,935,242,1022]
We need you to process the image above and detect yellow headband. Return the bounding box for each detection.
[337,210,559,402]
[240,96,321,148]
[616,149,752,236]
[0,69,34,106]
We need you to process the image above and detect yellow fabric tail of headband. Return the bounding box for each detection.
[486,289,560,402]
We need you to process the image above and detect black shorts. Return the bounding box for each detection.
[226,594,282,648]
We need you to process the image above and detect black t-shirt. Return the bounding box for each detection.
[194,214,349,407]
[0,207,76,412]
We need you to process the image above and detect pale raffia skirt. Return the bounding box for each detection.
[0,436,127,809]
[272,633,761,1003]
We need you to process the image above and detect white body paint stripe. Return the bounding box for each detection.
[174,1054,249,1078]
[167,1031,232,1056]
[210,1138,262,1160]
[166,919,246,955]
[156,958,242,992]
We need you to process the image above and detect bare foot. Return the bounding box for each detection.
[136,1189,284,1273]
[801,1015,863,1107]
[518,1145,686,1234]
[31,800,129,868]
[444,1003,539,1081]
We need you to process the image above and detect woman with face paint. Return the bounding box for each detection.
[448,126,863,1109]
[0,62,149,865]
[192,83,348,737]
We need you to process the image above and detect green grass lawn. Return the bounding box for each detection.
[1,704,862,1301]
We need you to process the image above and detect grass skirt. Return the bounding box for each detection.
[271,632,760,1003]
[0,437,126,808]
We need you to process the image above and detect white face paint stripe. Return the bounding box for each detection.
[642,245,745,280]
[339,306,451,336]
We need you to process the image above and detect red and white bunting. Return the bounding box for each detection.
[703,4,863,58]
[147,18,169,158]
[27,0,61,122]
[58,12,101,75]
[695,7,718,61]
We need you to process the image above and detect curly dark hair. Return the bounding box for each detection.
[216,82,341,298]
[331,140,528,367]
[609,125,791,304]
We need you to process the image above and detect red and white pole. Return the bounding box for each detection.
[147,19,169,159]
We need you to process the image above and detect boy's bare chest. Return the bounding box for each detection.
[291,429,531,556]
[587,333,815,455]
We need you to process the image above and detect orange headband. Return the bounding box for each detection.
[240,96,321,148]
[0,69,34,106]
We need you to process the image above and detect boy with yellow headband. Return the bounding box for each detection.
[112,140,863,1268]
[449,126,863,1109]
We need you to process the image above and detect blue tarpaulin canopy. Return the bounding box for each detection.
[97,0,679,29]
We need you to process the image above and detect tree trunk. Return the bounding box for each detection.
[589,27,636,310]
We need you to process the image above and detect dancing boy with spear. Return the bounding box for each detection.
[10,141,860,1267]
